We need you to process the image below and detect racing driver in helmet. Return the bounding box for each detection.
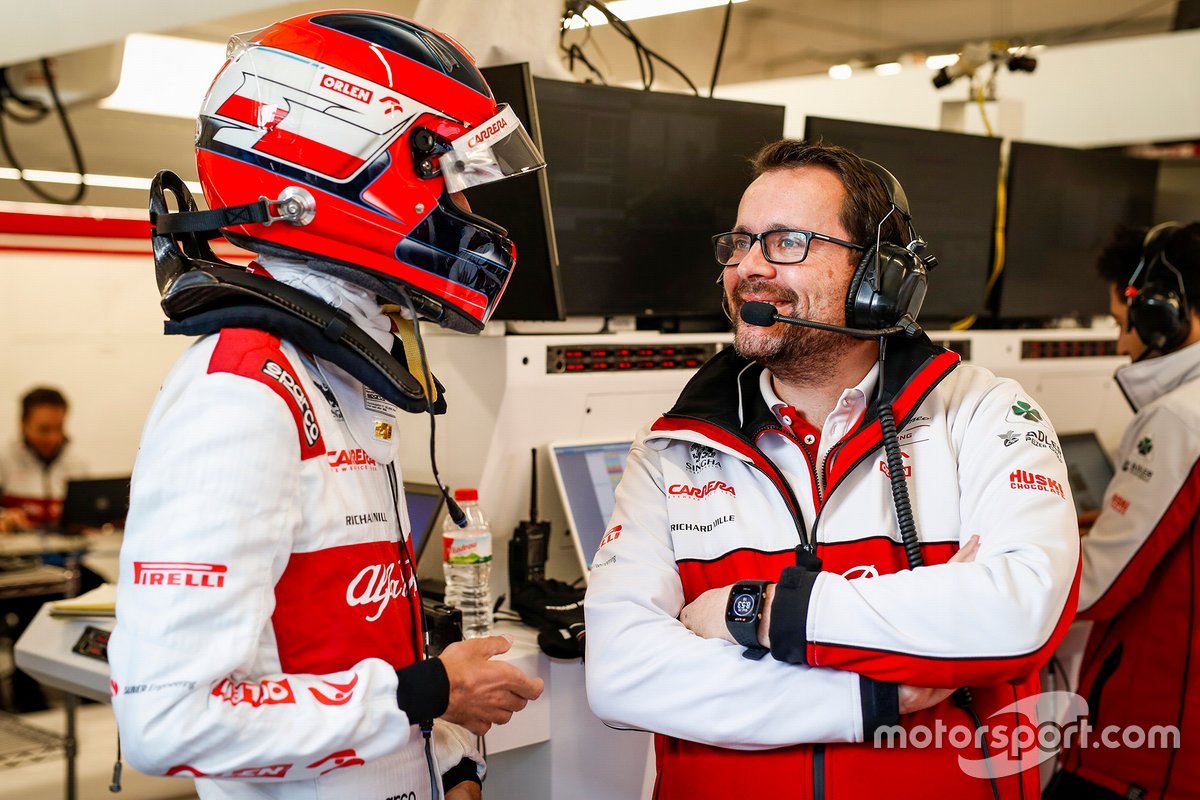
[108,11,545,800]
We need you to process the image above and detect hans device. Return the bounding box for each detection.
[726,580,771,660]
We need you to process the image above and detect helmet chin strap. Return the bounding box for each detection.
[383,305,439,404]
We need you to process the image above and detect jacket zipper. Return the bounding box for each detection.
[813,743,825,799]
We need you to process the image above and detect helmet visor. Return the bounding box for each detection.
[439,104,546,193]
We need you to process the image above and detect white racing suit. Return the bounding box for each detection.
[108,265,480,799]
[586,341,1081,799]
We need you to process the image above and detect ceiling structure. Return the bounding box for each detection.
[0,0,1184,208]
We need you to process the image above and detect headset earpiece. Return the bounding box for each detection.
[1126,222,1189,353]
[845,161,934,330]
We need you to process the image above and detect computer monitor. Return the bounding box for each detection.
[60,477,130,532]
[548,439,634,579]
[803,116,1000,324]
[533,78,784,322]
[403,482,445,562]
[999,142,1159,321]
[1059,432,1116,516]
[474,63,565,322]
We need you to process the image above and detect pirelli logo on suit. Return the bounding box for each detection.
[133,562,227,588]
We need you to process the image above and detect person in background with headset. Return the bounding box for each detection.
[1047,222,1200,800]
[107,11,545,800]
[585,139,1080,799]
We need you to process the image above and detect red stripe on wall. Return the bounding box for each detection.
[0,211,150,239]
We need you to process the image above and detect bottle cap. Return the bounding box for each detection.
[453,488,479,502]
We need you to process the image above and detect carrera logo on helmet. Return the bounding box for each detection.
[466,116,509,148]
[319,74,372,103]
[263,360,320,448]
[668,481,736,500]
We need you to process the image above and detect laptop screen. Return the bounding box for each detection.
[548,440,634,577]
[61,477,130,532]
[1059,432,1116,516]
[403,482,445,562]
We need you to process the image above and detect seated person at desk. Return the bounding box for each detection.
[0,386,88,531]
[1048,222,1200,799]
[1,386,88,713]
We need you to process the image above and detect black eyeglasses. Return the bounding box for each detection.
[712,229,865,266]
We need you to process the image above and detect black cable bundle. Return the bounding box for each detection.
[562,0,700,95]
[0,59,88,204]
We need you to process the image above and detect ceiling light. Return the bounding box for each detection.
[828,64,853,80]
[0,167,201,193]
[925,54,959,70]
[99,33,227,119]
[564,0,749,29]
[873,62,902,76]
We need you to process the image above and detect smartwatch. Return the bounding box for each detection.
[725,580,771,660]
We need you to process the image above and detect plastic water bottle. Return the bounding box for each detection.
[441,488,493,638]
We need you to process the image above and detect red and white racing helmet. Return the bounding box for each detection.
[194,10,545,332]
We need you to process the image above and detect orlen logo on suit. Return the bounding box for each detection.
[668,480,736,500]
[1009,470,1064,498]
[133,562,227,588]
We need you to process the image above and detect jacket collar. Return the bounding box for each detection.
[1115,339,1200,412]
[662,332,958,442]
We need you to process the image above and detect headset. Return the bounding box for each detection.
[844,161,939,330]
[1125,222,1190,354]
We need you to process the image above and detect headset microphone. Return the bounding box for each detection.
[739,301,920,338]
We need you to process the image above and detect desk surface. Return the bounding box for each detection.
[0,531,122,558]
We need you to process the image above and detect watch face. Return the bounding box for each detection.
[731,591,757,619]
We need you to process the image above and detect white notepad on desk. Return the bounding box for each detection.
[49,582,116,617]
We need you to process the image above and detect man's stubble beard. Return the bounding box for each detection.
[731,304,859,386]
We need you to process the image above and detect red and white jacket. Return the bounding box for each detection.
[109,266,478,799]
[1060,340,1200,798]
[0,438,87,528]
[585,341,1080,800]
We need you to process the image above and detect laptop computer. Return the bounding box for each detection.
[59,477,130,533]
[403,481,445,563]
[548,439,634,581]
[1059,432,1116,516]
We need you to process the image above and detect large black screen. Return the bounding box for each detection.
[1000,142,1159,321]
[532,79,784,319]
[804,117,1001,324]
[473,64,564,321]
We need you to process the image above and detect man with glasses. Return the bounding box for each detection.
[584,140,1079,799]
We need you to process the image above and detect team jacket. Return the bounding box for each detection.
[108,326,476,800]
[1060,340,1200,798]
[0,438,87,528]
[585,340,1081,800]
